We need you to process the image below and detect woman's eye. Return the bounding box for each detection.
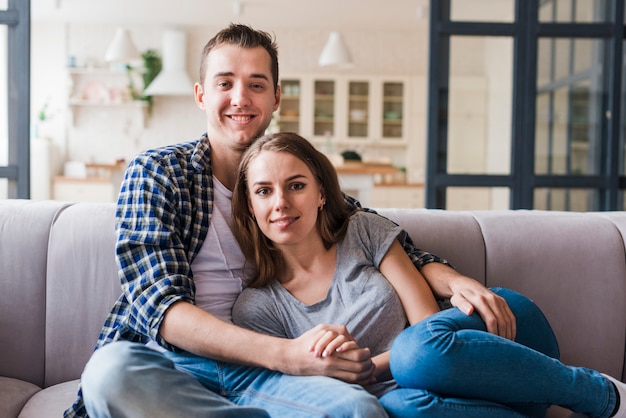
[255,188,269,196]
[290,182,305,191]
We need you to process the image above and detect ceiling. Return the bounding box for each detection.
[32,0,431,31]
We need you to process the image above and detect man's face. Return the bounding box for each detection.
[194,44,280,152]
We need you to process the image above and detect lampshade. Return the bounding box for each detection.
[105,28,141,63]
[318,32,353,67]
[143,30,194,96]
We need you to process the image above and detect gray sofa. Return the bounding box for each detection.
[1,198,625,417]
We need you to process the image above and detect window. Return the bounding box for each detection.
[426,0,625,210]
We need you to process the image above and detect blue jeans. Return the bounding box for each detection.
[81,340,386,418]
[380,288,617,418]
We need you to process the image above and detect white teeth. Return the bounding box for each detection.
[231,115,251,122]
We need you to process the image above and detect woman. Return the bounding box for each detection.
[231,132,626,418]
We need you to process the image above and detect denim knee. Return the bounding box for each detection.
[82,341,166,403]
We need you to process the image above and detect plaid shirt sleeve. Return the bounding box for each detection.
[343,193,451,269]
[65,141,207,418]
[111,151,198,351]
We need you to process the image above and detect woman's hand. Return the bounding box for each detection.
[284,324,376,385]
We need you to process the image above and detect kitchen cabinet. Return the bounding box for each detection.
[67,67,147,127]
[278,74,411,145]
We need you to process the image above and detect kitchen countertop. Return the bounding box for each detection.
[334,162,400,175]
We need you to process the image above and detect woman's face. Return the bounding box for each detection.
[246,150,325,248]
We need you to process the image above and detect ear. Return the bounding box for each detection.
[194,82,205,110]
[319,187,326,207]
[273,85,281,111]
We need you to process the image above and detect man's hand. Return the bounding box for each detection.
[421,263,516,340]
[281,324,376,385]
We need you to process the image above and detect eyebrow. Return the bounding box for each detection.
[214,71,270,82]
[251,174,307,187]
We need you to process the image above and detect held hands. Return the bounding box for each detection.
[286,324,376,385]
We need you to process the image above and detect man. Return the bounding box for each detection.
[65,23,514,418]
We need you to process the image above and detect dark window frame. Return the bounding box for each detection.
[1,0,30,198]
[426,0,626,210]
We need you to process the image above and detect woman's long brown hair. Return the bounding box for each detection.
[232,132,352,288]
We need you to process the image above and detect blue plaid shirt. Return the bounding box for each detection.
[65,134,448,417]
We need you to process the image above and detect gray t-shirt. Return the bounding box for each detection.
[233,211,409,396]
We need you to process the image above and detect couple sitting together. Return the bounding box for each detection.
[66,23,626,418]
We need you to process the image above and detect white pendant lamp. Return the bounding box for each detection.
[144,29,194,96]
[105,28,141,63]
[318,32,353,67]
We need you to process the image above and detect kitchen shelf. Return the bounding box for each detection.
[67,67,147,127]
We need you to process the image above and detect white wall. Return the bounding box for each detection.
[31,22,429,172]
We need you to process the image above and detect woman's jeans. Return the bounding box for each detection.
[80,340,386,418]
[380,288,617,418]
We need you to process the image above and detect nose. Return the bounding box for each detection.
[230,83,252,108]
[273,190,289,211]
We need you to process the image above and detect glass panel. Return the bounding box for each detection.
[314,80,334,136]
[447,36,513,175]
[446,187,510,210]
[348,81,368,138]
[450,0,514,22]
[278,79,300,134]
[534,188,598,211]
[539,0,613,23]
[535,38,606,175]
[382,82,403,139]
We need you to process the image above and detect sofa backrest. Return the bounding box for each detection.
[378,208,626,380]
[1,200,625,389]
[44,202,121,387]
[0,199,70,387]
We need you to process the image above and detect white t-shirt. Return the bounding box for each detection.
[191,176,254,323]
[147,176,253,352]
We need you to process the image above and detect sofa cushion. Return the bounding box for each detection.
[0,377,41,418]
[18,379,79,418]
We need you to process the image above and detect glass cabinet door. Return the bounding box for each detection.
[278,79,301,133]
[382,82,404,138]
[314,80,335,136]
[348,81,369,138]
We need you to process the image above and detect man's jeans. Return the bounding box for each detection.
[81,340,386,418]
[380,288,617,418]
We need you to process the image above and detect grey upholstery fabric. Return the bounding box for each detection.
[17,380,80,418]
[0,377,41,418]
[45,203,119,387]
[1,200,625,417]
[475,210,626,378]
[0,199,69,386]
